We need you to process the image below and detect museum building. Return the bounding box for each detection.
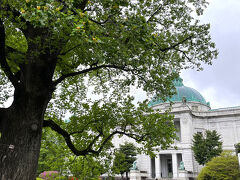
[115,77,240,179]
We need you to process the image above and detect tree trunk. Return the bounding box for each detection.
[0,62,54,179]
[121,173,124,180]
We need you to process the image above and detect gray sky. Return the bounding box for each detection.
[181,0,240,109]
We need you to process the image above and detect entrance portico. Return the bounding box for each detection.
[152,153,183,179]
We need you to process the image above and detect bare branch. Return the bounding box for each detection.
[0,19,19,87]
[53,64,131,86]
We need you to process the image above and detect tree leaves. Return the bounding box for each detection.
[1,0,218,166]
[112,142,137,177]
[192,130,223,165]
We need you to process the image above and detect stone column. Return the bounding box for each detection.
[155,154,161,178]
[172,153,178,178]
[147,156,152,177]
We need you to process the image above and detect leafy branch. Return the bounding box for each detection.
[43,119,145,156]
[53,64,132,86]
[159,35,193,52]
[0,19,19,87]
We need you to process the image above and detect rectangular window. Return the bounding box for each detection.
[174,120,181,142]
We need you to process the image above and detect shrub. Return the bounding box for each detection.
[198,151,240,180]
[235,143,240,155]
[55,176,68,180]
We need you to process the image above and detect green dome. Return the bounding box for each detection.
[149,77,209,106]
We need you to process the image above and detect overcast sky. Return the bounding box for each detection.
[181,0,240,109]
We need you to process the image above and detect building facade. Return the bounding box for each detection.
[115,77,240,179]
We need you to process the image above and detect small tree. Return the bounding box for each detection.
[112,142,137,179]
[198,151,240,180]
[235,143,240,155]
[192,130,222,165]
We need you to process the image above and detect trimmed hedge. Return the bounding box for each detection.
[198,151,240,180]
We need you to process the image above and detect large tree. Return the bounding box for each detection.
[0,0,217,179]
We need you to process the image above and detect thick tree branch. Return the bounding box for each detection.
[53,64,131,86]
[3,4,31,37]
[43,119,117,156]
[43,119,96,156]
[0,19,19,87]
[43,119,146,156]
[0,108,6,132]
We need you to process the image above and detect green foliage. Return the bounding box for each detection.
[112,142,137,177]
[192,130,223,165]
[66,156,106,179]
[1,0,218,177]
[38,129,68,175]
[55,177,68,180]
[198,151,240,180]
[38,128,109,179]
[112,151,127,176]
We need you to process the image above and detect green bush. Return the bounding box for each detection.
[198,151,240,180]
[235,143,240,155]
[55,176,68,180]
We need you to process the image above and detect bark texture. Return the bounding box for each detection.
[0,56,55,179]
